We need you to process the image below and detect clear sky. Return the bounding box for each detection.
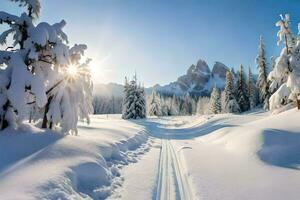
[1,0,300,86]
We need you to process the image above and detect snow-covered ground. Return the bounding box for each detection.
[1,109,300,199]
[0,115,150,199]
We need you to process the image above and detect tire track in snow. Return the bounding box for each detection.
[156,139,194,200]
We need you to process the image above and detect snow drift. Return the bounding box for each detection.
[0,115,150,199]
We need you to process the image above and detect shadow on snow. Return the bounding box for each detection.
[133,118,236,140]
[258,129,300,170]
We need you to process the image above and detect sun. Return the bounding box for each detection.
[67,64,78,77]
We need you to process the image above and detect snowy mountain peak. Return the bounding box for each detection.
[196,59,211,74]
[156,59,230,97]
[212,61,229,79]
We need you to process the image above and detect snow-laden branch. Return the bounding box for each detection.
[9,0,41,18]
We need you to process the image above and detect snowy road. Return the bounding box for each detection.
[156,139,194,200]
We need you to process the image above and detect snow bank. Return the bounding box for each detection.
[179,109,300,200]
[0,115,150,199]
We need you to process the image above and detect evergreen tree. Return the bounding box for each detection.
[236,65,250,112]
[247,67,257,110]
[255,36,270,110]
[196,97,210,115]
[169,94,179,116]
[224,71,240,113]
[122,75,146,119]
[181,93,194,115]
[210,86,221,114]
[148,90,161,116]
[122,77,130,118]
[135,83,146,118]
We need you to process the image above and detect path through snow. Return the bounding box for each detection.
[156,139,194,200]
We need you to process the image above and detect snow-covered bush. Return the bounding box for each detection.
[0,0,92,133]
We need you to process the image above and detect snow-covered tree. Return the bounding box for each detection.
[148,90,161,116]
[256,36,270,110]
[224,71,240,113]
[181,93,194,115]
[157,95,167,116]
[122,77,130,117]
[0,0,92,133]
[221,90,226,113]
[196,97,210,115]
[135,83,146,118]
[93,95,123,114]
[236,65,249,112]
[210,86,221,114]
[276,14,295,52]
[247,67,257,110]
[122,75,146,119]
[268,14,300,110]
[169,94,179,115]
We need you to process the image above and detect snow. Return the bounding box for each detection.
[1,106,300,199]
[179,109,300,200]
[0,115,149,199]
[117,109,300,199]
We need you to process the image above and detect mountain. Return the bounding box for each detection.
[155,59,230,96]
[93,59,230,98]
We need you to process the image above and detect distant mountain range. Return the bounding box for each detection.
[151,59,230,96]
[93,59,231,98]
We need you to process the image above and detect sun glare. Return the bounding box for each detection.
[67,64,78,77]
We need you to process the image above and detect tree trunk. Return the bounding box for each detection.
[285,34,289,54]
[42,96,53,128]
[1,100,10,130]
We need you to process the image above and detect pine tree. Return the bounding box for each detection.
[135,84,146,118]
[122,75,146,119]
[255,36,270,110]
[210,86,221,114]
[224,71,240,113]
[148,91,161,116]
[181,93,194,115]
[196,97,210,115]
[247,67,257,110]
[236,65,250,112]
[122,77,130,118]
[169,94,179,115]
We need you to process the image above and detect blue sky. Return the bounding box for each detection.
[1,0,300,86]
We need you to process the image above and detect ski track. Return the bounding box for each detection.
[156,139,194,200]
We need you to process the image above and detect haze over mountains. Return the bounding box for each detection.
[93,59,231,97]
